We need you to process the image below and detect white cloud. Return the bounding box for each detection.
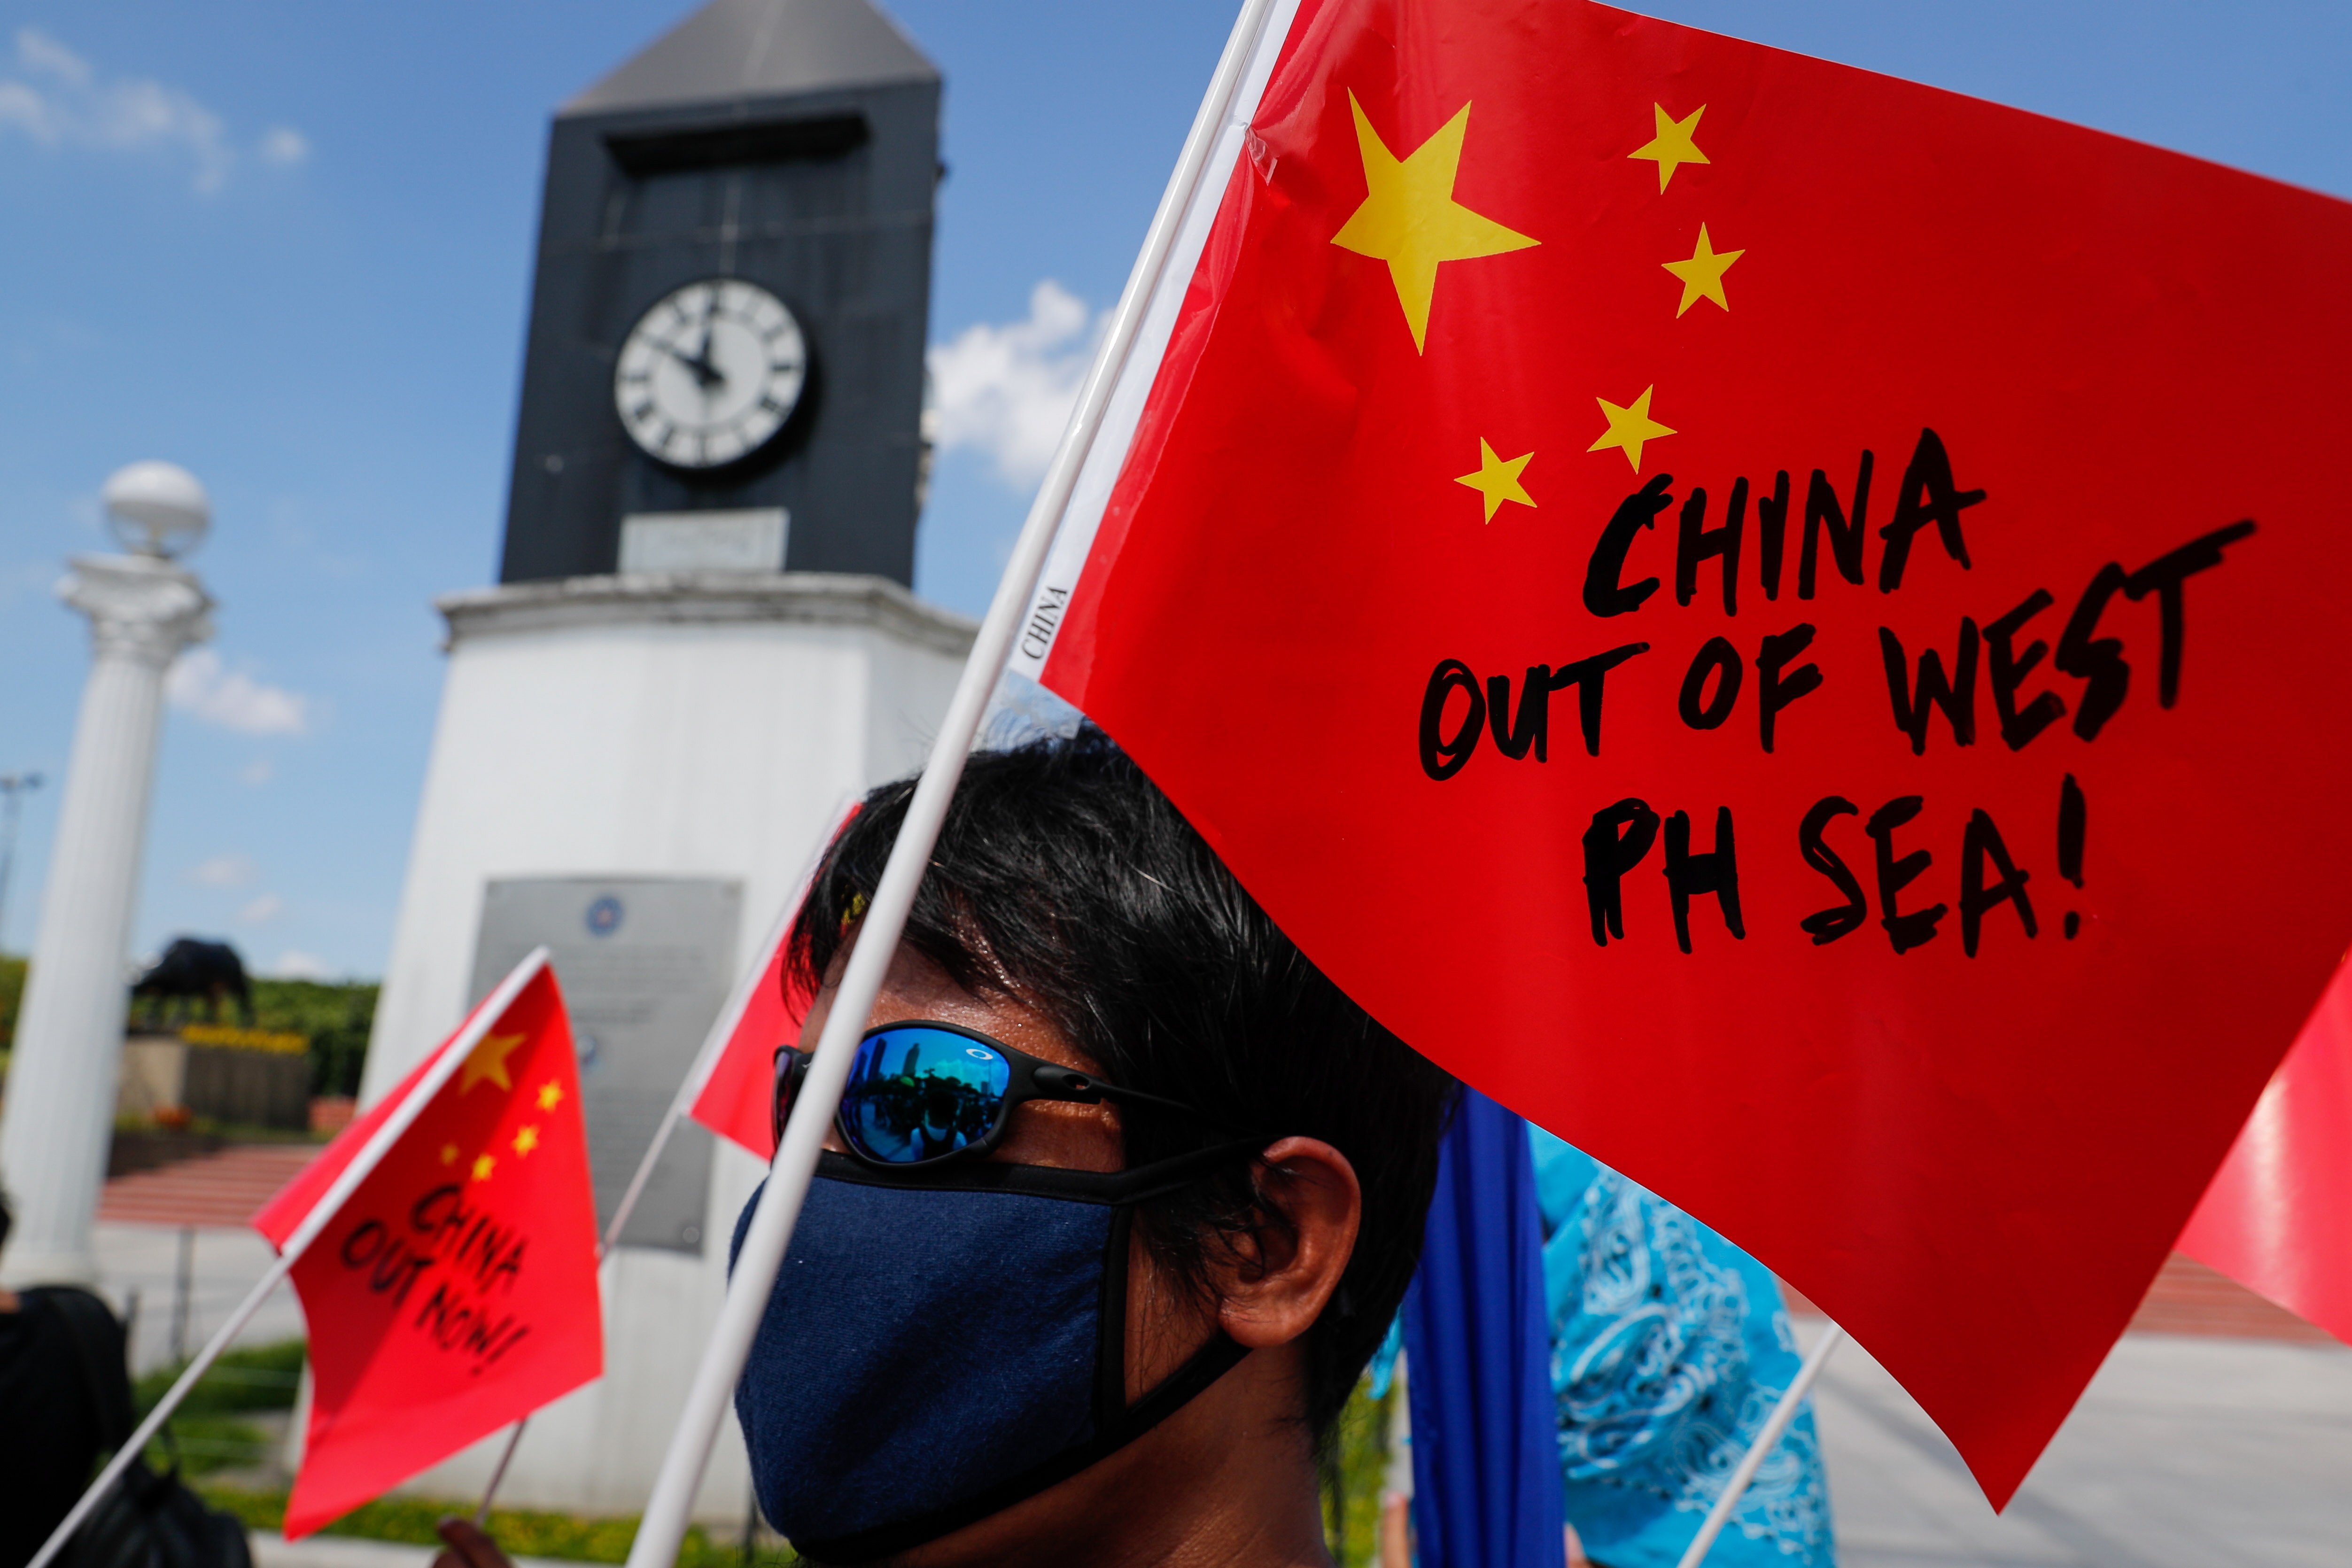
[16,28,89,88]
[257,125,307,166]
[268,949,329,981]
[167,649,311,736]
[238,757,273,787]
[188,853,256,888]
[0,29,304,194]
[927,281,1105,490]
[236,893,281,924]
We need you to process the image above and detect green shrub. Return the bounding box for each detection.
[246,978,378,1098]
[1321,1374,1395,1568]
[0,953,25,1055]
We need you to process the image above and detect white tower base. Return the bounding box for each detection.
[357,571,972,1521]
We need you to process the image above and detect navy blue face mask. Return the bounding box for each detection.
[731,1147,1252,1563]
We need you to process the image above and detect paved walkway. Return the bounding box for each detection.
[252,1533,570,1568]
[1802,1316,2352,1568]
[94,1221,308,1372]
[87,1144,319,1369]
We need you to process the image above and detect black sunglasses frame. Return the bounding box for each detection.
[771,1018,1223,1169]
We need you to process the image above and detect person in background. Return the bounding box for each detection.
[0,1188,135,1568]
[1533,1131,1837,1568]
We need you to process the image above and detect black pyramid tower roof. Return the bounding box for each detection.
[564,0,937,116]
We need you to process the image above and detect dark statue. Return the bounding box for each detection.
[131,938,253,1027]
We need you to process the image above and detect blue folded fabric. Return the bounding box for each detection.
[1530,1129,1837,1568]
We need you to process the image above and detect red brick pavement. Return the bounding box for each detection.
[98,1143,319,1230]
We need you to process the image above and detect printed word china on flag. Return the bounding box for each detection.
[1007,0,2352,1503]
[253,953,603,1537]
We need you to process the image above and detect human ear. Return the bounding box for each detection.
[1214,1136,1361,1350]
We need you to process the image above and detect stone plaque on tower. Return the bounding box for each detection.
[468,877,741,1253]
[500,0,939,584]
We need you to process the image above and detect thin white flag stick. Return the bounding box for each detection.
[471,805,856,1524]
[1672,1322,1847,1568]
[475,1417,529,1527]
[31,949,554,1568]
[619,4,1287,1562]
[596,790,857,1263]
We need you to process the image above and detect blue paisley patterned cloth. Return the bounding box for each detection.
[1531,1128,1836,1568]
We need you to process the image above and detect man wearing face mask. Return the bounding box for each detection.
[430,726,1453,1568]
[737,725,1456,1566]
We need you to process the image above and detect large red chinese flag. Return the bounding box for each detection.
[690,801,858,1157]
[253,963,602,1537]
[2177,962,2352,1347]
[1018,0,2352,1503]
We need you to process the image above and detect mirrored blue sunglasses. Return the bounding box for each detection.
[771,1019,1219,1168]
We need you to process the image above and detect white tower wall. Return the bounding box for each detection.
[356,571,972,1520]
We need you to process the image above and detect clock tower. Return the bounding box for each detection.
[501,0,939,584]
[359,0,972,1523]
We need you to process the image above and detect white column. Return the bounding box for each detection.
[0,554,210,1285]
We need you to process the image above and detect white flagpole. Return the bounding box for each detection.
[30,948,554,1568]
[1671,1322,1846,1568]
[619,3,1288,1562]
[470,802,856,1524]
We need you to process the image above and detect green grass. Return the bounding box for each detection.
[199,1485,799,1567]
[170,1343,1394,1566]
[134,1337,303,1477]
[149,1340,797,1562]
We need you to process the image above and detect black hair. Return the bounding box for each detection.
[792,726,1455,1437]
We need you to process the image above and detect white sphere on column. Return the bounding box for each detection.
[101,461,212,560]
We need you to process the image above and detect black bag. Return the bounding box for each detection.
[34,1288,252,1568]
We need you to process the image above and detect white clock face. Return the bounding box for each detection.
[613,279,808,469]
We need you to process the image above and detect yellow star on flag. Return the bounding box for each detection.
[1331,93,1538,353]
[460,1032,526,1095]
[1663,224,1743,316]
[512,1125,540,1157]
[1455,440,1536,522]
[471,1153,496,1182]
[1588,387,1676,473]
[536,1079,564,1112]
[440,1143,459,1166]
[1630,104,1709,192]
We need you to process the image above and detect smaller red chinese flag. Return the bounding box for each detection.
[689,803,857,1158]
[2177,964,2352,1347]
[252,960,602,1538]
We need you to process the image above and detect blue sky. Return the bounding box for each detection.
[0,0,2344,980]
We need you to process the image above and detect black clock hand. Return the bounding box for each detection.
[660,339,725,391]
[688,296,728,389]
